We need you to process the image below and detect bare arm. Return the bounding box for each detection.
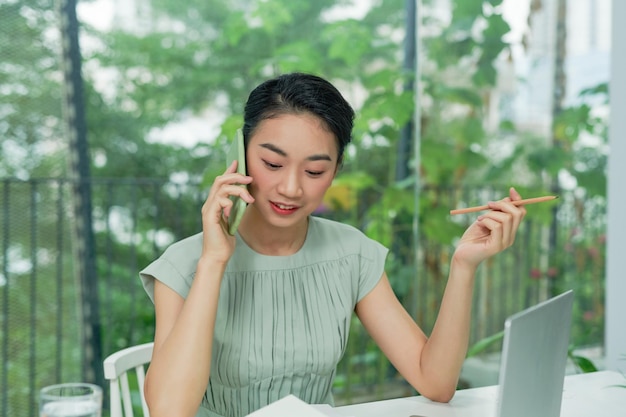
[355,262,475,402]
[144,261,225,417]
[144,161,254,417]
[356,187,526,402]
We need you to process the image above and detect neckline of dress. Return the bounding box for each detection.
[235,216,314,258]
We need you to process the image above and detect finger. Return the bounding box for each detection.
[221,198,233,219]
[507,187,526,220]
[509,186,523,201]
[498,188,527,233]
[478,211,511,245]
[225,159,237,174]
[476,216,504,250]
[500,210,518,246]
[488,196,526,217]
[213,173,253,189]
[219,214,229,234]
[203,185,254,227]
[202,195,233,222]
[207,174,253,202]
[219,183,255,204]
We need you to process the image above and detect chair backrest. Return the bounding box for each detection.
[103,342,154,417]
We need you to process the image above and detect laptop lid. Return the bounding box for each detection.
[496,289,574,417]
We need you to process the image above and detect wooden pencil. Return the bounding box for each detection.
[450,195,558,215]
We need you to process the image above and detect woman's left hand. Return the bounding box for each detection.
[452,187,527,269]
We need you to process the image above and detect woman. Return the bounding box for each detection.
[139,72,526,417]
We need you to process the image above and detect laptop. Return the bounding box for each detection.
[495,289,574,417]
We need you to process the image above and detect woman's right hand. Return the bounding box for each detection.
[200,160,254,264]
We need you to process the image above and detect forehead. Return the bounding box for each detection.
[250,113,338,159]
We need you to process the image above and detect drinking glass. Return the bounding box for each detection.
[39,382,102,417]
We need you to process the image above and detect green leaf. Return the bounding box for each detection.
[483,14,511,42]
[440,86,483,107]
[452,0,484,21]
[568,353,599,373]
[467,331,505,358]
[252,0,294,35]
[222,11,248,46]
[333,171,377,191]
[472,59,498,86]
[324,20,372,67]
[274,41,326,74]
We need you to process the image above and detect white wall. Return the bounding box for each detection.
[606,0,626,373]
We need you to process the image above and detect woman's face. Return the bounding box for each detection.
[245,112,339,230]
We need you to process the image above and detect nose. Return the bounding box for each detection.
[277,168,303,199]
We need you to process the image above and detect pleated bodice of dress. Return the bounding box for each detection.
[140,216,388,417]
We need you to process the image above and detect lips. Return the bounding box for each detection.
[270,201,300,214]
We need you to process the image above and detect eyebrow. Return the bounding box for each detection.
[259,143,333,162]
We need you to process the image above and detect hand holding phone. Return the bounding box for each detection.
[226,129,248,235]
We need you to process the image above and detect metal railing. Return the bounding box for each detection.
[0,177,606,416]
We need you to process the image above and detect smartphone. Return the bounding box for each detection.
[226,129,248,235]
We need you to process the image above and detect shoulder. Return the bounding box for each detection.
[142,232,203,280]
[309,215,363,237]
[139,232,204,302]
[308,216,388,258]
[160,232,203,261]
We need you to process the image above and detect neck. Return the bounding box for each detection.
[238,211,309,256]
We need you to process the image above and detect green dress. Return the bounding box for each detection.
[140,216,388,417]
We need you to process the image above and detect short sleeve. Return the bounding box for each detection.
[356,236,389,302]
[139,232,203,304]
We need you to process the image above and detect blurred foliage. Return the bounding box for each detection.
[568,346,599,374]
[466,330,504,358]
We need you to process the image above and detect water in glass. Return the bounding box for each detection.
[40,399,100,417]
[39,383,102,417]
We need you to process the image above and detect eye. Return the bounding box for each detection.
[263,160,282,169]
[306,170,324,177]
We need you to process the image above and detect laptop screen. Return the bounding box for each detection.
[496,290,574,417]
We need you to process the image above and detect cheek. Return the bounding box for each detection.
[247,170,268,195]
[311,177,334,197]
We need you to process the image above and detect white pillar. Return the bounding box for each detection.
[606,0,626,373]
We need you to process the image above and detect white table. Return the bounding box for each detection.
[334,371,626,417]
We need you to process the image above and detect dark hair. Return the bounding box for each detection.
[243,72,355,163]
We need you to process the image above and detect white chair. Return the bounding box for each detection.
[103,342,153,417]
